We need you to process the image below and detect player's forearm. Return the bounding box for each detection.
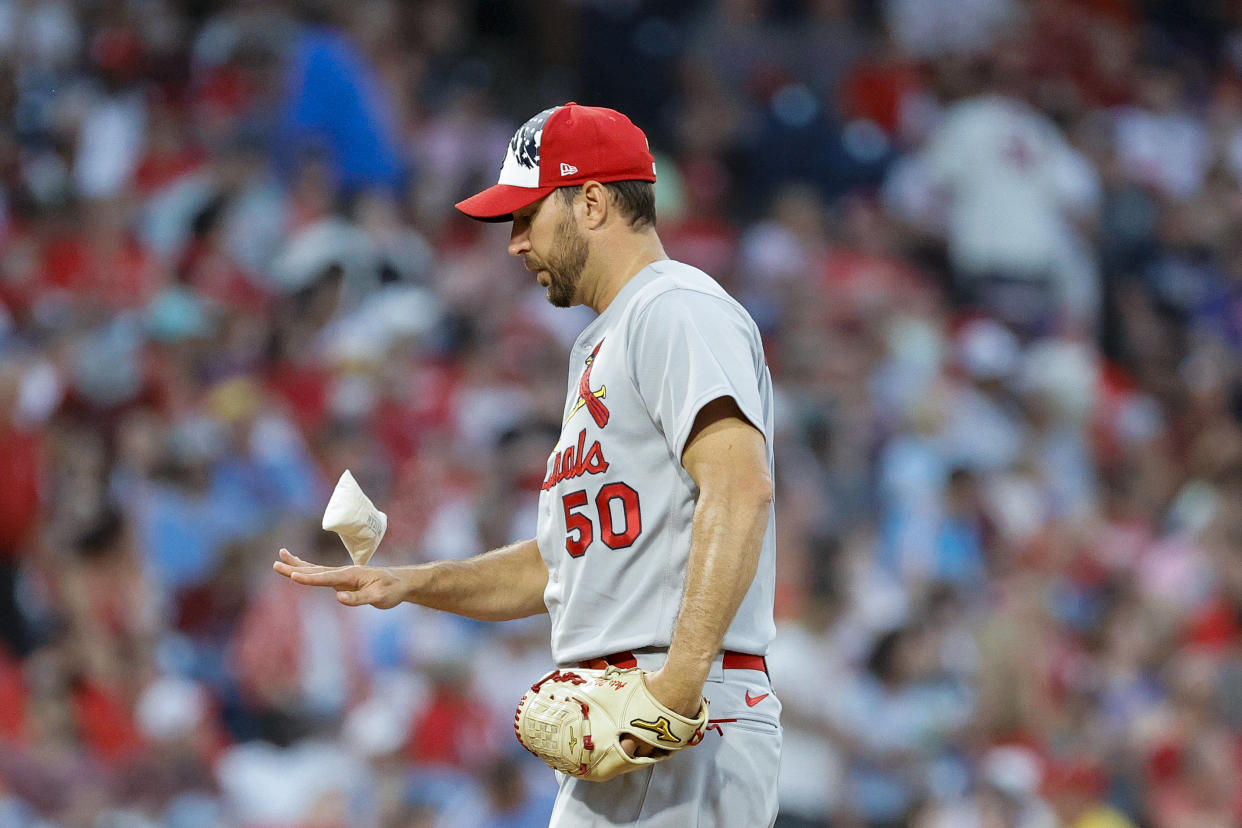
[398,538,549,621]
[663,476,772,692]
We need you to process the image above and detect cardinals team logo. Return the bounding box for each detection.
[567,340,609,428]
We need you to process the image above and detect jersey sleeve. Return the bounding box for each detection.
[628,289,766,460]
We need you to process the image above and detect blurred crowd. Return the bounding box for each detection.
[2,0,1242,826]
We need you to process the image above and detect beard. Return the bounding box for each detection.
[534,212,589,308]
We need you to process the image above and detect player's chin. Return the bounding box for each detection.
[547,288,574,308]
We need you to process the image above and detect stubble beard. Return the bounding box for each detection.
[541,213,590,308]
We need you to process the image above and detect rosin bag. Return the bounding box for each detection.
[321,470,388,566]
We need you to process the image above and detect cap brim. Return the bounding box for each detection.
[454,184,555,222]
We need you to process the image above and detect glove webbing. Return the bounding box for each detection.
[514,670,596,775]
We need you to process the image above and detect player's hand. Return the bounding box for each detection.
[272,548,406,609]
[620,667,705,759]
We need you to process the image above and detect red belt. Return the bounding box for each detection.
[578,650,767,674]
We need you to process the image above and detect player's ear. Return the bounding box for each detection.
[579,180,609,230]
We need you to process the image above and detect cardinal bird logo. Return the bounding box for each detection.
[567,340,609,428]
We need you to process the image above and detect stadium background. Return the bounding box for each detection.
[2,0,1242,826]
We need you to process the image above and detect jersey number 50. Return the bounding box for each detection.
[561,483,642,557]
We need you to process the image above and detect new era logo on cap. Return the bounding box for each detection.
[455,102,658,221]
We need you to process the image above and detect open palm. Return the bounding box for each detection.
[272,548,406,609]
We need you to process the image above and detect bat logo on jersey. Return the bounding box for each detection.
[509,106,557,170]
[630,716,679,743]
[567,340,609,427]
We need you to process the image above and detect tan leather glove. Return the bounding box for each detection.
[514,666,709,782]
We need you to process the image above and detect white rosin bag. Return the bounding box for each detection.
[321,470,388,566]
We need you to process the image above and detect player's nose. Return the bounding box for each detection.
[508,223,531,257]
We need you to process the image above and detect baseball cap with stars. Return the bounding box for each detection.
[455,102,657,222]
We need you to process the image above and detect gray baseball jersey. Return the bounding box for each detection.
[536,259,776,665]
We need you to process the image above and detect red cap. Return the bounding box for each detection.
[455,103,657,222]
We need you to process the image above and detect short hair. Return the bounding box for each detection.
[558,180,656,229]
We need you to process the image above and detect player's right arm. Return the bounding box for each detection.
[272,539,548,621]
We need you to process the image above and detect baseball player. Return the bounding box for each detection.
[274,103,781,827]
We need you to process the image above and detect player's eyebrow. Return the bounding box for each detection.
[519,192,555,222]
[514,205,535,220]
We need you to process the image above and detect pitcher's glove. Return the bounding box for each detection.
[513,666,709,782]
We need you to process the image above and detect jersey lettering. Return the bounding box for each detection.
[542,429,610,491]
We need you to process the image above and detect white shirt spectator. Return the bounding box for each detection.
[920,94,1100,281]
[74,89,147,199]
[1114,104,1211,201]
[767,618,849,821]
[884,0,1022,59]
[0,0,80,70]
[216,739,373,826]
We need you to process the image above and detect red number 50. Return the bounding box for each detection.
[561,483,642,557]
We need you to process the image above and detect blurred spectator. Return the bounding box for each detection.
[1042,760,1136,828]
[906,53,1102,333]
[0,359,43,659]
[232,530,366,746]
[769,573,855,827]
[884,0,1022,60]
[1114,61,1211,202]
[913,744,1056,827]
[829,624,973,825]
[279,8,405,194]
[475,756,558,828]
[73,26,148,200]
[407,659,500,772]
